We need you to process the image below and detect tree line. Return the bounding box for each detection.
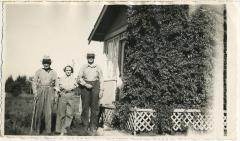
[5,75,33,97]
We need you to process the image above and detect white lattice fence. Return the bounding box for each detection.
[126,108,156,135]
[100,104,115,128]
[171,109,213,131]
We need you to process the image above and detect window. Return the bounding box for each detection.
[104,32,126,80]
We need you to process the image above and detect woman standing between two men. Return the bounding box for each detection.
[55,65,78,135]
[32,53,104,136]
[56,52,104,136]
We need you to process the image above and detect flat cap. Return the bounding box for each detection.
[42,55,52,64]
[42,55,51,60]
[87,53,95,58]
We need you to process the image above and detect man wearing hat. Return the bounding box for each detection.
[32,56,58,135]
[78,52,104,135]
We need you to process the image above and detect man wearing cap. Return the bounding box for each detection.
[32,56,58,135]
[78,53,104,135]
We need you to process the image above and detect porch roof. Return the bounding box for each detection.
[88,5,128,44]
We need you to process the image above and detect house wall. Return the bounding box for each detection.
[101,80,117,105]
[101,32,126,105]
[100,5,226,111]
[101,7,127,104]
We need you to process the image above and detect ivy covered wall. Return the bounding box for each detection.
[114,5,223,134]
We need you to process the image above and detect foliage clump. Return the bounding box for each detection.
[115,5,218,134]
[5,75,33,96]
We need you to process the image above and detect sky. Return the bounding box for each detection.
[3,3,105,80]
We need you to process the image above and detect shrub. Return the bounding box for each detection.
[5,75,33,96]
[5,76,14,93]
[115,5,218,134]
[11,81,22,97]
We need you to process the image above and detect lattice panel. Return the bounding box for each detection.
[127,108,156,134]
[102,108,115,126]
[100,105,115,127]
[171,112,184,131]
[171,109,213,131]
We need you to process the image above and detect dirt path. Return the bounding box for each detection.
[63,114,132,136]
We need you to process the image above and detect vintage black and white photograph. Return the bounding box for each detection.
[1,2,237,139]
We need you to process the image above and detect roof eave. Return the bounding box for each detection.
[88,5,108,44]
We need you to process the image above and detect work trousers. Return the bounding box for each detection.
[55,92,75,134]
[33,86,54,134]
[81,80,100,131]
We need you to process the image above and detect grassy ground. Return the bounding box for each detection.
[5,93,85,135]
[6,93,164,136]
[4,93,133,136]
[5,94,34,135]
